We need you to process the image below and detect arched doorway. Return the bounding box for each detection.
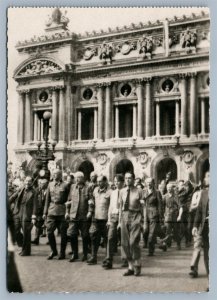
[78,160,94,182]
[200,158,209,183]
[156,157,177,185]
[115,159,134,176]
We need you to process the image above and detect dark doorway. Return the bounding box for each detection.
[115,159,134,176]
[159,101,176,136]
[156,157,177,184]
[78,160,94,181]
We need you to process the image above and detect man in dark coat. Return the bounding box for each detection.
[32,178,48,245]
[9,176,37,256]
[43,169,69,260]
[192,171,209,277]
[65,171,92,262]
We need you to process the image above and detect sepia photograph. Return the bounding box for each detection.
[7,7,210,293]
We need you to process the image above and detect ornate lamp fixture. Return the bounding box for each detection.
[36,111,57,179]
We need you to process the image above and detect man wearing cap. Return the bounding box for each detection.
[10,176,37,256]
[119,172,144,276]
[43,169,69,260]
[65,171,92,262]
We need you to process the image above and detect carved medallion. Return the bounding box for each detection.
[137,152,149,168]
[183,150,194,164]
[97,153,109,165]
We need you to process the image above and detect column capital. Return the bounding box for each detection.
[96,82,111,88]
[49,85,65,91]
[188,72,197,78]
[18,89,30,95]
[143,77,153,84]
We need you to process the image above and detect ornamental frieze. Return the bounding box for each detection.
[137,35,153,59]
[180,28,197,51]
[99,41,114,64]
[17,60,63,76]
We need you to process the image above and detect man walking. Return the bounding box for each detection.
[65,171,92,262]
[143,177,162,256]
[119,172,144,276]
[10,176,37,256]
[103,174,124,269]
[32,178,48,245]
[87,175,111,265]
[43,169,69,260]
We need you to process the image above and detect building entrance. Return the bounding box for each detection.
[78,160,94,181]
[115,159,134,176]
[156,157,177,185]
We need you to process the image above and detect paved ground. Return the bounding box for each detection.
[15,236,208,293]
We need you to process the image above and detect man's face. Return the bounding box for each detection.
[114,177,124,190]
[90,175,97,183]
[97,176,106,189]
[167,185,173,193]
[178,181,184,191]
[125,173,134,187]
[53,170,61,181]
[41,179,48,189]
[76,175,84,184]
[25,177,32,189]
[204,172,210,187]
[146,178,153,189]
[135,179,141,186]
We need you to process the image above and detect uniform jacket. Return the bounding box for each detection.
[10,187,37,221]
[44,180,69,216]
[91,186,111,220]
[67,183,91,220]
[35,187,47,216]
[194,188,209,234]
[163,192,179,222]
[143,188,162,221]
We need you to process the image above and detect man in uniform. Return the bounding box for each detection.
[143,177,163,256]
[103,174,124,269]
[32,178,48,245]
[87,175,111,265]
[159,183,180,251]
[43,169,69,260]
[119,172,144,276]
[191,171,209,278]
[10,176,37,256]
[65,171,92,262]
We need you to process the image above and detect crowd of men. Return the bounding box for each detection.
[8,165,209,279]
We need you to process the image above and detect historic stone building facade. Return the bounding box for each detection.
[13,9,210,184]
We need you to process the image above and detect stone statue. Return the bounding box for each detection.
[137,35,153,58]
[99,41,114,64]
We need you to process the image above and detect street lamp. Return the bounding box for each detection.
[36,111,56,179]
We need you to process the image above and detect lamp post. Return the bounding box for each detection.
[35,111,57,179]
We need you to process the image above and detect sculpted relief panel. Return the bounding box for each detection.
[17,59,63,76]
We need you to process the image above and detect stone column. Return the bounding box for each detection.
[51,89,58,142]
[190,73,197,137]
[33,113,39,141]
[175,100,180,135]
[58,88,65,143]
[24,90,31,143]
[201,98,205,134]
[145,78,152,138]
[94,108,98,140]
[115,105,119,139]
[137,80,144,139]
[105,83,112,139]
[17,91,25,145]
[97,85,104,141]
[180,75,188,137]
[133,104,137,138]
[37,117,41,141]
[78,111,82,140]
[156,101,160,136]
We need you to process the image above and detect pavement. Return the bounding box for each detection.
[15,236,208,293]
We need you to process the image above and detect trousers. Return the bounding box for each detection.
[89,219,107,258]
[14,217,33,255]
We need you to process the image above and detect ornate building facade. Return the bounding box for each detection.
[13,8,210,183]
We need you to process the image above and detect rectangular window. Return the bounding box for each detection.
[119,105,133,138]
[160,101,175,136]
[81,109,94,140]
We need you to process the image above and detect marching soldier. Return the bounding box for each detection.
[43,169,69,260]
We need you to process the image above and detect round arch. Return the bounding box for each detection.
[151,154,177,185]
[13,55,65,78]
[196,150,209,183]
[109,153,133,181]
[78,160,94,182]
